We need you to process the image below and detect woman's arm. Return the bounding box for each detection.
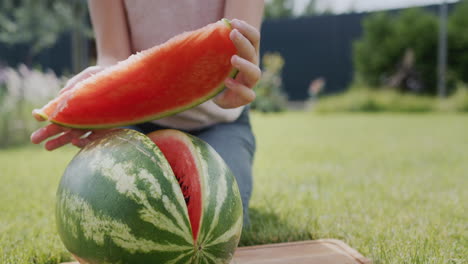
[214,0,264,108]
[31,0,133,150]
[88,0,132,65]
[224,0,264,43]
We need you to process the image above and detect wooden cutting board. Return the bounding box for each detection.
[231,239,371,264]
[61,239,371,264]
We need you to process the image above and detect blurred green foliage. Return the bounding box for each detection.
[264,0,295,19]
[314,83,468,113]
[448,0,468,84]
[330,1,468,112]
[251,53,288,112]
[439,83,468,112]
[264,0,320,19]
[353,8,438,94]
[314,88,434,113]
[0,0,91,58]
[353,1,468,95]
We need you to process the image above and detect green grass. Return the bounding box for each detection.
[1,113,467,263]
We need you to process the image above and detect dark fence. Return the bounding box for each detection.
[260,13,365,100]
[0,34,73,76]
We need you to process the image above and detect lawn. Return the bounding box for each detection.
[1,113,467,264]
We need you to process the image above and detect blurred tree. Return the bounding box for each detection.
[354,12,399,86]
[302,0,318,16]
[264,0,294,19]
[353,8,438,94]
[0,0,92,66]
[448,0,468,84]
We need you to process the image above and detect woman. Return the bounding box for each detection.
[31,0,264,226]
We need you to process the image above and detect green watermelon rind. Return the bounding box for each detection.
[221,18,231,28]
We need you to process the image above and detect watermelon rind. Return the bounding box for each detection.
[222,18,232,29]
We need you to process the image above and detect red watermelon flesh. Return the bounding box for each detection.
[36,19,236,129]
[148,131,203,242]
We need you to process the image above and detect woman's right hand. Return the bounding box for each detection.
[31,66,112,151]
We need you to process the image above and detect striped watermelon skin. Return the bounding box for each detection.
[56,129,242,264]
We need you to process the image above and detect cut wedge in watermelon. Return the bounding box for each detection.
[147,130,203,243]
[36,19,236,129]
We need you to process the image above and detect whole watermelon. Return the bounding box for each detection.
[56,129,243,264]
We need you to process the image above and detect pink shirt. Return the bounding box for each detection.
[124,0,244,130]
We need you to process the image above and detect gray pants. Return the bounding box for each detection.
[128,108,255,227]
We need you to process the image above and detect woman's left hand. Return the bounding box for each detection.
[214,19,261,109]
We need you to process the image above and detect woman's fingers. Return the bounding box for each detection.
[230,19,260,51]
[72,130,113,148]
[31,123,91,150]
[230,29,257,63]
[44,130,87,151]
[231,55,261,88]
[215,77,256,109]
[71,136,91,149]
[60,66,104,95]
[225,78,256,103]
[31,124,68,144]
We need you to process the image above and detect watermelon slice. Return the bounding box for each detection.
[36,19,237,129]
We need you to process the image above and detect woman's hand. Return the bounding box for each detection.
[214,19,261,109]
[30,66,112,151]
[30,124,113,151]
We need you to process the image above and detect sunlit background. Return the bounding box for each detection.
[1,1,467,263]
[293,0,458,13]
